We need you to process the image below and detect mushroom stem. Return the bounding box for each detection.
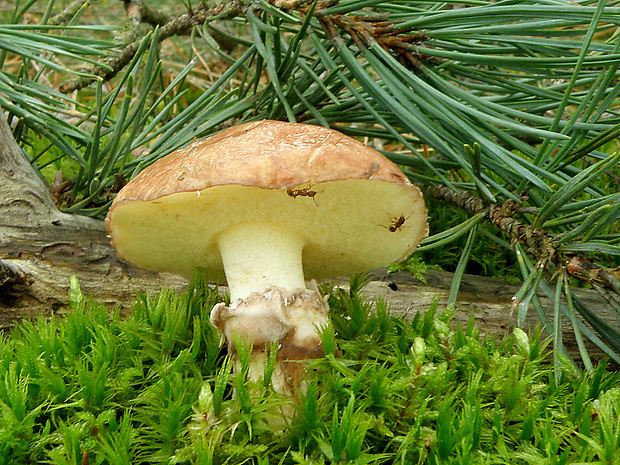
[216,222,306,302]
[211,222,329,396]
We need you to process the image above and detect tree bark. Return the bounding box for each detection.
[0,111,186,327]
[1,112,617,364]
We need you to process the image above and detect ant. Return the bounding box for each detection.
[287,184,318,205]
[383,214,407,232]
[389,214,406,232]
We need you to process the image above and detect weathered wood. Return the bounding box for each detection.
[0,111,187,326]
[351,270,619,364]
[1,111,617,364]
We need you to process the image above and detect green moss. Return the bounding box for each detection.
[0,276,618,464]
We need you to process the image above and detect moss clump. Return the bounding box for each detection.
[0,276,618,464]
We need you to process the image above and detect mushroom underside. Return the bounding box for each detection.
[108,179,426,280]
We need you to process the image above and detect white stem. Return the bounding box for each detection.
[212,222,329,398]
[216,222,307,301]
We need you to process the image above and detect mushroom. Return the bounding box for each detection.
[105,120,427,396]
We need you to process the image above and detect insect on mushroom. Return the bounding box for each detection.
[389,214,406,232]
[287,183,318,205]
[382,214,409,232]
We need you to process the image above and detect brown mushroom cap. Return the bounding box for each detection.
[106,120,428,281]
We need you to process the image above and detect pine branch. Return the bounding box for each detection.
[317,11,431,71]
[118,0,172,45]
[430,184,552,260]
[271,0,433,72]
[58,0,430,94]
[48,0,92,26]
[58,0,243,93]
[121,0,171,29]
[429,184,620,300]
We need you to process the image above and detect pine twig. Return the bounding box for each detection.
[121,0,171,29]
[430,185,620,302]
[48,0,95,26]
[326,13,430,67]
[277,0,432,71]
[119,0,172,45]
[430,184,554,261]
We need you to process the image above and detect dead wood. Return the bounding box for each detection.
[0,111,186,327]
[351,270,619,364]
